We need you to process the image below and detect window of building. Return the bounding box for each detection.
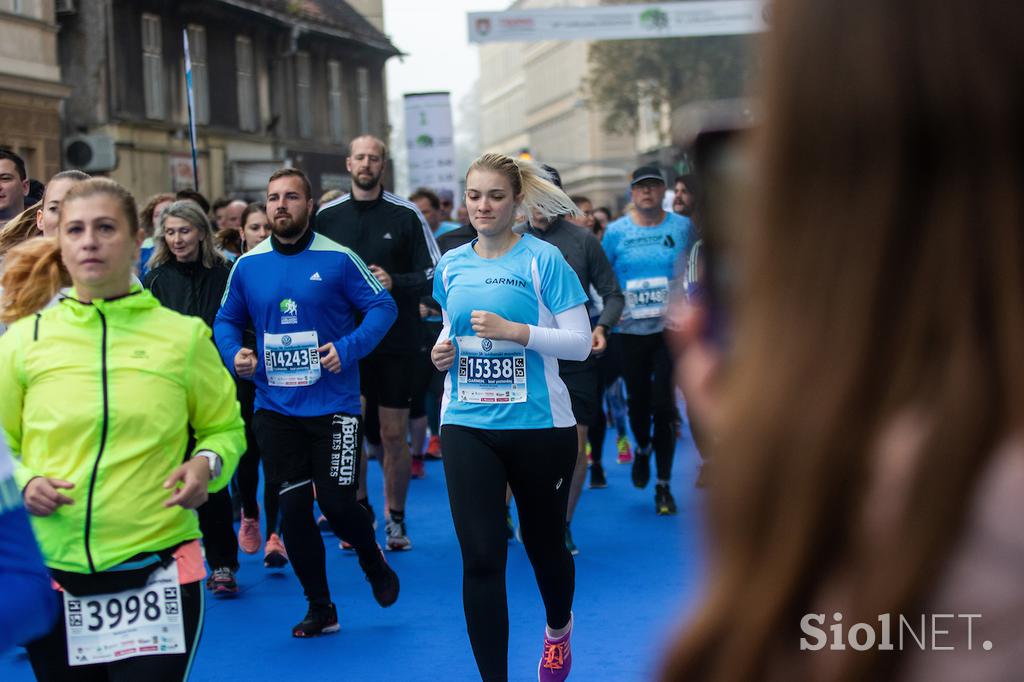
[141,13,164,120]
[356,67,370,133]
[236,36,258,132]
[296,51,312,138]
[186,25,210,125]
[327,59,344,143]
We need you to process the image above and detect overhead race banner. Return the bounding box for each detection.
[404,92,459,204]
[468,1,766,43]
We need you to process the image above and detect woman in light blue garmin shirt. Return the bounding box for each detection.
[431,153,591,682]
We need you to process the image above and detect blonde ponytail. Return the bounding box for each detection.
[0,203,42,259]
[467,153,580,220]
[0,237,69,324]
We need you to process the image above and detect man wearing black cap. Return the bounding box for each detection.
[601,166,694,515]
[515,165,624,554]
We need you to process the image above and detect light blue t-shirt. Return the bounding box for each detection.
[433,234,588,430]
[601,211,691,335]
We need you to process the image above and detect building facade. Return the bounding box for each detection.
[0,0,71,182]
[58,0,398,202]
[478,0,634,212]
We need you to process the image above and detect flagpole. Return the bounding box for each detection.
[183,29,199,191]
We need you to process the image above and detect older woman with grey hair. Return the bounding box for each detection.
[143,199,242,596]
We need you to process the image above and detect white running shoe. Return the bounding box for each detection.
[385,519,412,551]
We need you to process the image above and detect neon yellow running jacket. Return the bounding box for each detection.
[0,287,245,574]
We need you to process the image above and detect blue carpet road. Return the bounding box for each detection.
[3,433,706,681]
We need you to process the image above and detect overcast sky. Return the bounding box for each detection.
[383,0,509,112]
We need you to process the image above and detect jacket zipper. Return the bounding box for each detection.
[83,306,110,573]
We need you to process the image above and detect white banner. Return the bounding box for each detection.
[468,1,766,44]
[404,93,459,205]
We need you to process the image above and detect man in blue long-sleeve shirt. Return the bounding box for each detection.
[214,168,401,638]
[0,439,58,652]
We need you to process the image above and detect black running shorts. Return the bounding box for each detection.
[252,409,362,490]
[560,367,598,427]
[360,351,416,410]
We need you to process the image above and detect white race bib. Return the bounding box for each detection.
[64,564,186,667]
[264,331,321,387]
[456,336,527,404]
[625,276,669,320]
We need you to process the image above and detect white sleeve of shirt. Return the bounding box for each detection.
[525,304,591,361]
[436,308,451,346]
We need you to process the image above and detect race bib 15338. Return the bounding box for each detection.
[456,336,527,404]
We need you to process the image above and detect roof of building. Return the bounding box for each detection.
[219,0,399,55]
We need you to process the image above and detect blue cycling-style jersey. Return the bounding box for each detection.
[601,211,692,335]
[0,443,58,651]
[215,230,397,417]
[433,234,588,430]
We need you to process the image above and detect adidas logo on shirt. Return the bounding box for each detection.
[382,232,393,240]
[310,272,322,281]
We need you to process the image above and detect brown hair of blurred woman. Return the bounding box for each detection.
[663,1,1024,681]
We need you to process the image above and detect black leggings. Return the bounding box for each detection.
[195,489,237,571]
[28,581,204,681]
[441,424,577,682]
[253,410,378,606]
[234,379,279,535]
[620,332,677,480]
[588,333,625,465]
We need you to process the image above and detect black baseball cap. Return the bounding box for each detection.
[630,165,665,186]
[541,164,563,189]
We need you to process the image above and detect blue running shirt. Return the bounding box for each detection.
[433,234,588,429]
[215,232,397,417]
[602,212,692,335]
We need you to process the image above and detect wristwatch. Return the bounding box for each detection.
[194,450,223,479]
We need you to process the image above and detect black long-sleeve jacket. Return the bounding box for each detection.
[315,188,440,355]
[143,258,231,332]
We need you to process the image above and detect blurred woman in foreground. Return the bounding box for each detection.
[666,1,1024,680]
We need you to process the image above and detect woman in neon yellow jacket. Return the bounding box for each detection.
[0,178,245,681]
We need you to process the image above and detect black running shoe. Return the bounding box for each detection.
[205,567,238,596]
[631,449,651,488]
[589,463,607,489]
[292,602,339,638]
[655,484,677,515]
[360,549,400,607]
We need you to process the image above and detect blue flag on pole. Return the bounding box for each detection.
[183,29,199,191]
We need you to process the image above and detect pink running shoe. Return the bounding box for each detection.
[616,436,633,464]
[264,533,289,568]
[538,615,573,681]
[238,515,262,554]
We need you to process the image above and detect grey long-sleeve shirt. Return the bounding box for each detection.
[515,217,624,370]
